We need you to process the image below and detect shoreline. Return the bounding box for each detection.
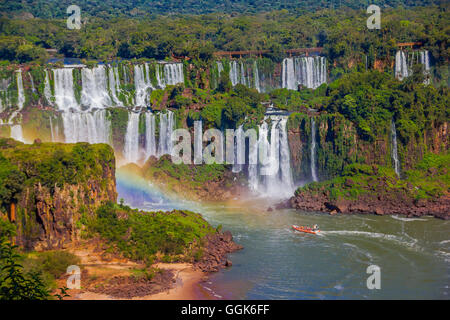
[70,263,211,300]
[61,236,238,300]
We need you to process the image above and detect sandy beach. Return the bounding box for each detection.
[59,241,211,300]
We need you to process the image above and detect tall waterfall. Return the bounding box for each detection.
[144,112,156,161]
[310,117,318,182]
[395,51,409,80]
[158,111,174,156]
[81,65,111,109]
[53,68,79,111]
[62,110,110,144]
[253,61,261,93]
[247,116,294,198]
[134,64,153,107]
[282,56,327,90]
[28,72,36,93]
[10,124,25,143]
[108,66,122,106]
[227,60,262,92]
[44,70,53,106]
[391,120,401,177]
[156,63,184,88]
[16,70,25,111]
[123,112,141,164]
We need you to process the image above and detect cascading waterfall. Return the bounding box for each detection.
[391,120,401,177]
[28,72,36,93]
[157,63,184,88]
[395,50,430,82]
[134,64,153,107]
[108,66,122,106]
[53,68,79,111]
[44,70,53,105]
[10,124,24,142]
[10,124,24,143]
[62,110,110,144]
[227,60,262,92]
[123,112,141,164]
[229,61,239,86]
[395,51,409,80]
[246,116,294,197]
[16,70,25,111]
[282,56,327,90]
[310,117,318,182]
[158,111,174,156]
[81,65,111,109]
[253,61,261,93]
[144,112,156,161]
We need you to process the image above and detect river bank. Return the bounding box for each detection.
[60,233,241,300]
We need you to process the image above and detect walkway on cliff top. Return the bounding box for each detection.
[212,42,423,58]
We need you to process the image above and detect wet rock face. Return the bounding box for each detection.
[195,231,243,273]
[27,173,117,251]
[5,143,118,251]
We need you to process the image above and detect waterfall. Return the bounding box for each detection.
[62,110,110,144]
[395,51,409,80]
[44,70,53,106]
[282,58,295,90]
[16,70,25,111]
[395,50,430,82]
[247,116,293,197]
[81,65,111,109]
[134,64,154,107]
[10,124,25,143]
[123,112,141,164]
[156,63,184,88]
[53,68,79,111]
[282,56,327,90]
[194,120,203,164]
[253,61,261,92]
[144,112,156,161]
[391,120,401,177]
[108,66,122,106]
[310,117,318,182]
[229,61,239,86]
[158,111,174,156]
[28,72,36,93]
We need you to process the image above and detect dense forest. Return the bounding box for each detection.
[1,0,446,18]
[0,5,448,67]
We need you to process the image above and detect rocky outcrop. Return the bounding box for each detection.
[288,187,450,220]
[195,231,243,272]
[0,139,117,250]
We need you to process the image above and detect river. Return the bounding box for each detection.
[116,170,450,299]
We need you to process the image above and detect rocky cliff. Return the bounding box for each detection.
[287,113,449,182]
[0,138,117,250]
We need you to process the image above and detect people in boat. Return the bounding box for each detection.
[312,224,319,231]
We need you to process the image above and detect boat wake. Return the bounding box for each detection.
[391,215,428,222]
[320,230,421,251]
